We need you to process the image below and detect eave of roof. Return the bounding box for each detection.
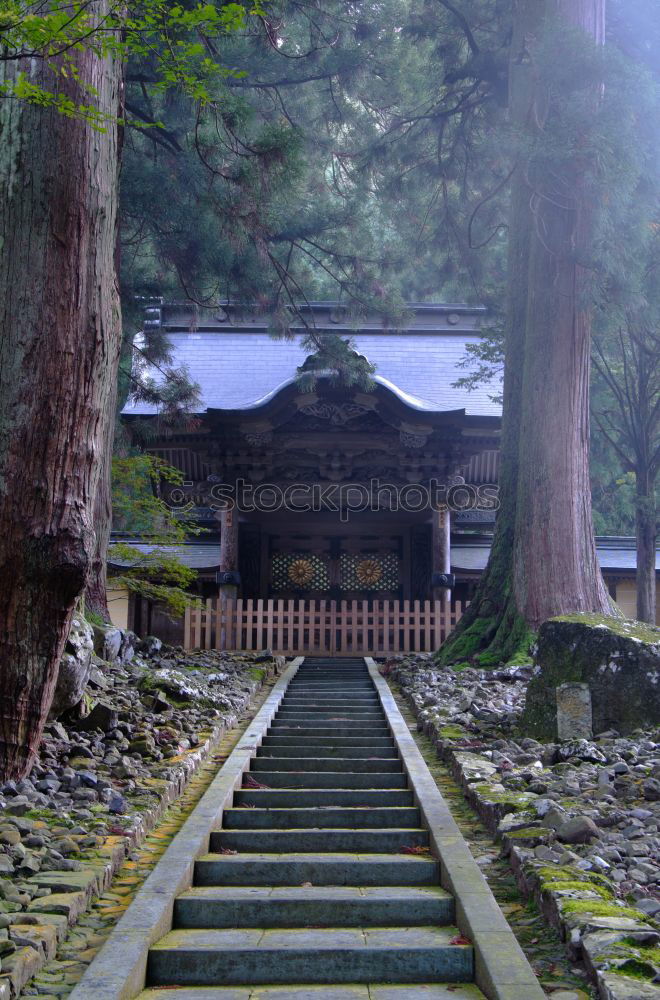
[107,536,660,574]
[124,301,502,420]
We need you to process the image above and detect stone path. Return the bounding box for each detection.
[73,657,544,999]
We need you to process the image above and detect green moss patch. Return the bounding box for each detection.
[552,613,660,645]
[560,900,644,921]
[602,938,660,982]
[536,866,612,889]
[473,783,534,808]
[438,725,467,740]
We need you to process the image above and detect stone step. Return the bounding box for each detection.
[257,745,397,759]
[286,685,375,692]
[277,704,385,722]
[288,679,372,684]
[274,717,386,727]
[222,806,421,829]
[247,771,408,789]
[139,985,487,999]
[280,705,381,713]
[234,789,415,808]
[282,695,380,703]
[210,828,429,853]
[147,926,473,986]
[174,886,454,928]
[281,693,380,701]
[275,716,386,725]
[268,725,391,738]
[250,757,401,773]
[261,735,395,747]
[194,852,439,886]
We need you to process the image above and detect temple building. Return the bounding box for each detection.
[109,302,659,651]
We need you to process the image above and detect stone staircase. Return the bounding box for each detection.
[139,657,487,999]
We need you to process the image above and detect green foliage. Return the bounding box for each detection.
[84,608,107,628]
[109,454,203,618]
[0,0,263,120]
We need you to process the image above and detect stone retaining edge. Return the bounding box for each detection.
[5,689,261,1000]
[66,657,303,1000]
[392,672,660,1000]
[366,657,546,1000]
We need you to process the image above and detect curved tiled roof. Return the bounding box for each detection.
[123,303,502,419]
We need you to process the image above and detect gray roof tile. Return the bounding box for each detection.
[124,308,502,418]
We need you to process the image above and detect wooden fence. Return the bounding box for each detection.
[184,598,466,655]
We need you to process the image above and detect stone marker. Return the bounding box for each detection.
[556,682,592,740]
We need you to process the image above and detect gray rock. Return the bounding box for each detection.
[635,898,660,918]
[93,624,122,662]
[50,616,94,716]
[542,807,568,830]
[77,702,118,733]
[556,739,607,764]
[138,636,162,657]
[4,797,30,816]
[557,816,600,844]
[108,793,127,814]
[642,778,660,801]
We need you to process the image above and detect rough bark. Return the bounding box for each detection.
[84,112,125,625]
[635,466,657,624]
[439,0,611,665]
[0,17,122,779]
[84,423,116,623]
[512,0,611,626]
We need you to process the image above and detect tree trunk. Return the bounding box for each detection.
[84,425,115,624]
[635,467,657,624]
[439,0,611,665]
[0,17,122,779]
[512,0,611,626]
[84,111,125,625]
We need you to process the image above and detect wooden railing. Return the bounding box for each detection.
[184,598,466,655]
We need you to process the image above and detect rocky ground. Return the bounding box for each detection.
[387,654,660,1000]
[0,622,282,998]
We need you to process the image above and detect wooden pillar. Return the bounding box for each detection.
[432,508,452,605]
[218,507,239,599]
[216,507,239,651]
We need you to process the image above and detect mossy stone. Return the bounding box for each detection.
[522,614,660,739]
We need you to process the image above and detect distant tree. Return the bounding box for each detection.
[440,0,614,665]
[593,318,659,623]
[109,455,203,619]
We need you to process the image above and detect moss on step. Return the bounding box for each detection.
[505,827,548,842]
[438,725,467,740]
[536,867,612,890]
[559,900,644,921]
[472,783,534,809]
[598,937,660,983]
